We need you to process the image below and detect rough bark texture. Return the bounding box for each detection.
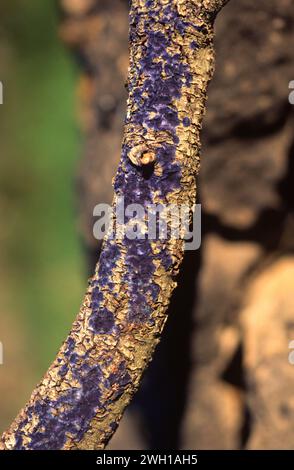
[62,0,294,450]
[0,0,228,450]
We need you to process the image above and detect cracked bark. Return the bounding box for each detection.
[0,0,228,450]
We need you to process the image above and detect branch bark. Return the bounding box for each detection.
[0,0,228,450]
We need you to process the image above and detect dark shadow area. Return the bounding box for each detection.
[204,208,286,252]
[278,138,294,212]
[221,342,252,448]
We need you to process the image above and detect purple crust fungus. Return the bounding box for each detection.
[0,0,229,450]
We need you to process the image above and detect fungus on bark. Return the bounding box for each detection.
[0,0,229,450]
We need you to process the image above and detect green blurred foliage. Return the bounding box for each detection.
[0,1,85,372]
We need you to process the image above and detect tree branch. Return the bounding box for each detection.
[0,0,228,450]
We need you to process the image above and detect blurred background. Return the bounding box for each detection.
[0,0,84,430]
[0,0,294,450]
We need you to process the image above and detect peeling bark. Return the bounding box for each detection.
[0,0,228,450]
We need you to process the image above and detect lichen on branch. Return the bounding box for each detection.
[0,0,228,450]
